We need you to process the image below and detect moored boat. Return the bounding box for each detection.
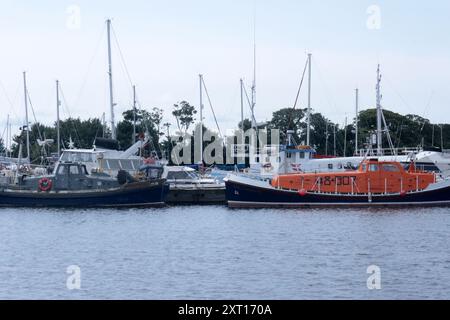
[225,159,450,208]
[0,161,169,207]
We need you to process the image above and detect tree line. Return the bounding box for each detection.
[1,101,449,164]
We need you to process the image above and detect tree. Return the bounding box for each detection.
[172,101,197,134]
[0,137,5,154]
[150,107,164,144]
[268,108,305,144]
[116,108,163,156]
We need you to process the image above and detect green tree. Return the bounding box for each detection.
[172,101,197,134]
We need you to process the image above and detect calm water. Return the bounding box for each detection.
[0,205,449,299]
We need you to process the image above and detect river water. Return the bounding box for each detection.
[0,205,449,299]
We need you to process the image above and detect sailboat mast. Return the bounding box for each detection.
[56,80,61,156]
[344,116,347,157]
[199,74,204,164]
[6,114,9,157]
[376,64,382,155]
[306,53,312,146]
[23,71,30,162]
[132,85,136,144]
[355,88,359,155]
[240,79,244,130]
[106,19,116,140]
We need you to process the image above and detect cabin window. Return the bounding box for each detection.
[299,153,305,159]
[287,153,292,159]
[361,164,367,172]
[369,164,379,172]
[382,164,399,172]
[57,166,67,175]
[337,163,343,169]
[69,165,80,175]
[328,164,333,170]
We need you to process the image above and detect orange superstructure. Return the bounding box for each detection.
[270,159,436,194]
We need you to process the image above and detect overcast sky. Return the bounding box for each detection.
[1,0,450,139]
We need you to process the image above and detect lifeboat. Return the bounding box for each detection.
[270,159,435,194]
[224,159,450,208]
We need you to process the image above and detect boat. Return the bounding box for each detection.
[0,161,169,207]
[163,166,225,204]
[225,159,450,208]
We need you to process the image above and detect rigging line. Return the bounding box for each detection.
[242,83,257,126]
[111,24,134,89]
[291,58,309,111]
[200,77,223,141]
[311,56,339,111]
[59,86,83,147]
[25,90,43,141]
[420,91,434,132]
[73,25,106,109]
[288,57,309,129]
[0,79,21,121]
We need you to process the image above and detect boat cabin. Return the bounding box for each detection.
[271,159,436,195]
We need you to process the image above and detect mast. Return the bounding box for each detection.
[6,114,9,157]
[355,88,359,155]
[199,74,204,164]
[251,10,257,130]
[106,19,116,140]
[344,116,347,157]
[306,53,312,146]
[333,124,336,157]
[23,71,30,162]
[240,79,244,130]
[102,112,106,138]
[132,85,136,145]
[56,80,61,156]
[376,64,382,155]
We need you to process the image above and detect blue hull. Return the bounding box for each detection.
[225,177,450,208]
[0,181,170,208]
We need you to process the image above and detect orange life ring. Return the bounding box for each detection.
[38,177,52,192]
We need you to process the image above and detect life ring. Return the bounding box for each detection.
[38,177,53,192]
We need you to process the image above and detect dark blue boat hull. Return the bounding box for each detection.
[0,181,170,207]
[225,178,450,208]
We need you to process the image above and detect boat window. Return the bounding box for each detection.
[299,153,305,159]
[338,163,343,169]
[69,165,80,175]
[361,164,367,172]
[167,171,192,180]
[286,153,292,159]
[81,165,89,175]
[328,164,333,170]
[382,164,399,172]
[369,164,379,172]
[57,165,67,175]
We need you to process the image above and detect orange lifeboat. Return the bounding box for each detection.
[270,159,436,194]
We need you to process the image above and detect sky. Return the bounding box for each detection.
[1,0,450,141]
